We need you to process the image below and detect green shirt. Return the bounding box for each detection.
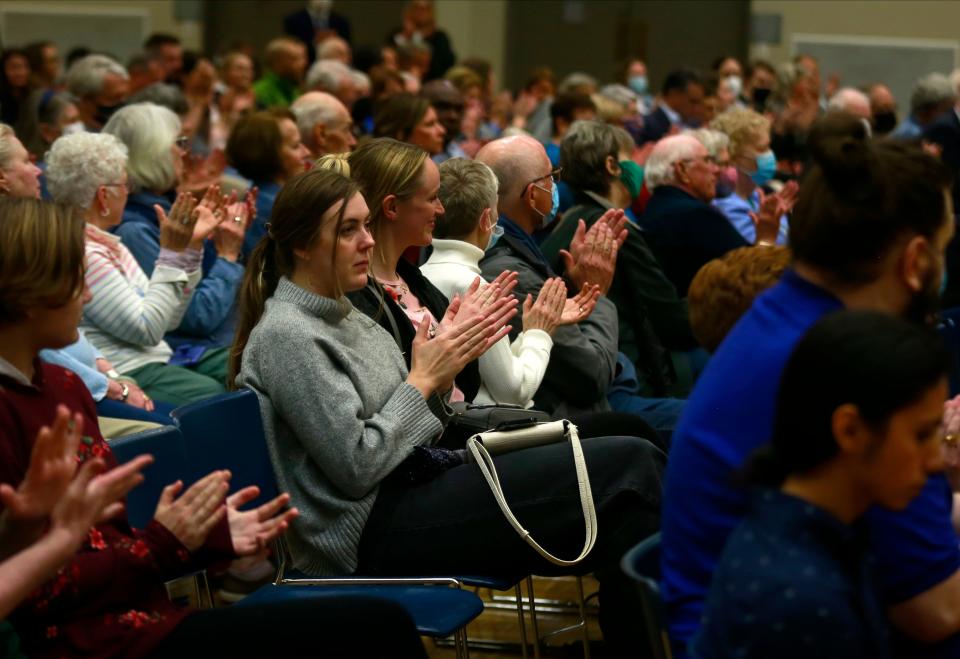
[253,72,300,109]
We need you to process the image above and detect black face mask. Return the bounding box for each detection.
[873,111,897,135]
[752,87,772,110]
[94,102,124,126]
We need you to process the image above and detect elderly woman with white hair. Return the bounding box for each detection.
[45,131,229,405]
[103,102,251,377]
[0,123,41,198]
[710,108,796,245]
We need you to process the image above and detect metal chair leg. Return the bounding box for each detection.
[526,577,541,659]
[515,583,529,659]
[576,576,591,659]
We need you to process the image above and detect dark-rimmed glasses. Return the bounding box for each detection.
[519,167,563,199]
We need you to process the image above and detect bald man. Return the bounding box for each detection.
[291,91,357,158]
[476,136,686,441]
[253,38,308,108]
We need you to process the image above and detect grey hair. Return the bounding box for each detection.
[436,157,499,239]
[305,59,352,93]
[560,120,633,194]
[827,87,870,113]
[599,84,638,109]
[559,72,598,95]
[103,102,180,194]
[0,123,17,169]
[351,69,371,95]
[913,73,955,112]
[644,135,703,191]
[45,132,129,209]
[128,83,188,115]
[290,92,346,149]
[65,54,128,99]
[683,128,730,159]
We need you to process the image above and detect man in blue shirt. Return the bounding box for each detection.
[662,115,960,658]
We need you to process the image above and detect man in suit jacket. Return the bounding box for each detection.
[639,134,754,296]
[639,69,705,145]
[284,1,352,64]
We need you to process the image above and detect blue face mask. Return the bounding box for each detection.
[750,150,777,187]
[486,223,504,250]
[533,182,560,228]
[628,75,648,96]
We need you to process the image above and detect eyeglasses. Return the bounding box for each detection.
[174,135,190,150]
[103,182,130,193]
[519,167,562,199]
[680,155,717,167]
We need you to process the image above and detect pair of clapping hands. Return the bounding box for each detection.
[155,185,258,262]
[0,406,298,565]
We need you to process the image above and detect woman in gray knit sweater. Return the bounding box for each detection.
[232,167,666,655]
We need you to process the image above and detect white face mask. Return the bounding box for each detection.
[61,121,85,136]
[724,75,743,98]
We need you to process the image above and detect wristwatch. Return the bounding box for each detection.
[106,368,121,379]
[120,382,130,402]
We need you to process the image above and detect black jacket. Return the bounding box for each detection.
[348,258,481,401]
[639,186,749,296]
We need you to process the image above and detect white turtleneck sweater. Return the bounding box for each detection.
[421,238,553,408]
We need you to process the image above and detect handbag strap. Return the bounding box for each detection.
[367,281,404,346]
[466,420,598,566]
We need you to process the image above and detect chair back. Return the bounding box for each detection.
[109,425,189,528]
[621,532,673,659]
[172,389,280,507]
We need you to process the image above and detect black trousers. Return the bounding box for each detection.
[149,597,428,658]
[357,435,665,655]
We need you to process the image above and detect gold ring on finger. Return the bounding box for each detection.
[946,433,959,445]
[233,216,243,223]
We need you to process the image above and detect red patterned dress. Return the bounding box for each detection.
[0,360,233,659]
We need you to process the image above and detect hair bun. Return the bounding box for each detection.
[806,113,875,200]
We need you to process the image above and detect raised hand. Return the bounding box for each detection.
[560,283,601,325]
[776,180,799,215]
[522,277,566,336]
[154,470,230,552]
[213,194,251,263]
[51,453,153,538]
[0,406,84,524]
[156,192,199,252]
[408,309,515,397]
[561,222,618,294]
[225,488,298,558]
[750,191,783,246]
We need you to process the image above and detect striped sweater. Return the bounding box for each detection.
[80,224,202,374]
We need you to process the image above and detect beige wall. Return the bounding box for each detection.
[751,0,960,64]
[0,0,202,51]
[434,0,507,90]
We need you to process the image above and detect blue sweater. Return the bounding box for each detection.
[114,191,243,349]
[662,269,960,658]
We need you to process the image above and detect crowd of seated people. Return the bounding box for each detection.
[7,0,960,656]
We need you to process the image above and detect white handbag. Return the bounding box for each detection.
[466,420,598,566]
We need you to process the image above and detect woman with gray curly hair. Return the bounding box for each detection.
[103,102,253,382]
[45,131,229,405]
